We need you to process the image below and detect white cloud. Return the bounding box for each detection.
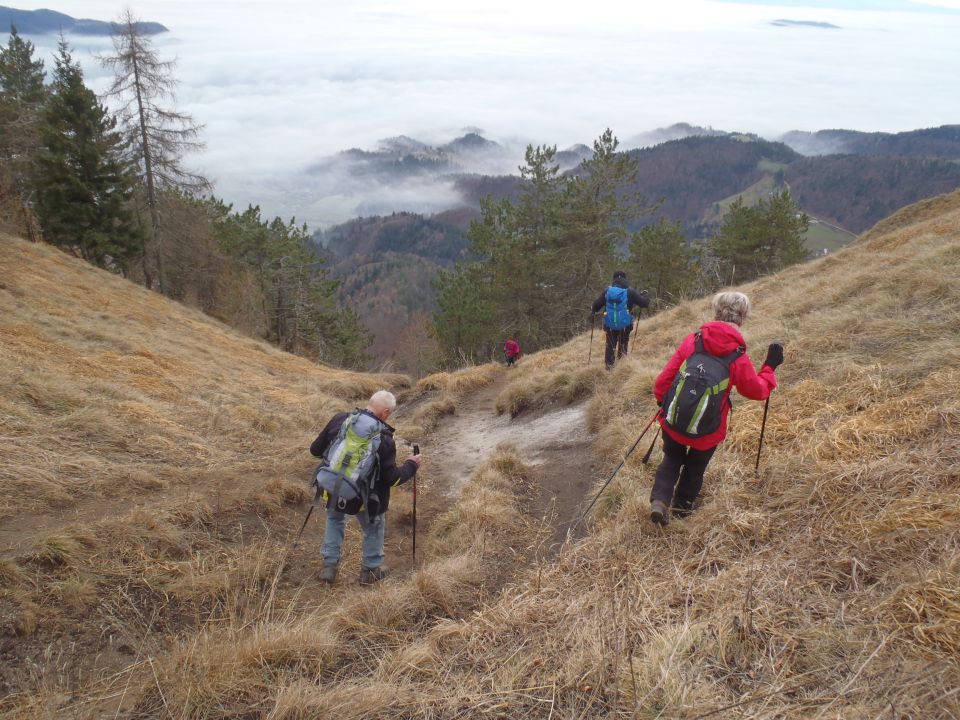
[10,0,960,229]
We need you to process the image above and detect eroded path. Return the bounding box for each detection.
[414,370,596,551]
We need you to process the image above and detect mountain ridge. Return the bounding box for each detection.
[0,5,168,35]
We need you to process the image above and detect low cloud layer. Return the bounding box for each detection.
[15,0,960,230]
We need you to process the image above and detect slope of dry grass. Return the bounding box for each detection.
[149,189,956,718]
[3,187,960,718]
[0,234,413,710]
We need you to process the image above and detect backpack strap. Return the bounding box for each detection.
[695,329,744,366]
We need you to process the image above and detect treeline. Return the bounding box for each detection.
[0,22,368,369]
[432,130,808,365]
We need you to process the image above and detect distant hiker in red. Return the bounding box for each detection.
[590,270,650,369]
[504,337,521,366]
[649,291,783,526]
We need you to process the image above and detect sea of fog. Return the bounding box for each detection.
[13,0,960,229]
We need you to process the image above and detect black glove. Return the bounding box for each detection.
[764,342,784,370]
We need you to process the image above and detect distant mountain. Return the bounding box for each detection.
[780,125,960,159]
[624,122,739,149]
[0,6,167,35]
[771,19,840,29]
[454,133,960,236]
[308,132,515,181]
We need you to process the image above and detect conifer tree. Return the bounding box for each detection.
[100,9,208,293]
[433,130,652,364]
[206,200,371,369]
[34,39,141,270]
[708,190,809,285]
[0,25,47,233]
[626,219,697,309]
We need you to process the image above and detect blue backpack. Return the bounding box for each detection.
[604,286,632,330]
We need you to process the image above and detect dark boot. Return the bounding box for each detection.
[359,566,389,585]
[319,563,339,583]
[650,500,669,527]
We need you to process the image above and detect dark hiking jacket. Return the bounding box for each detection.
[653,321,777,450]
[591,279,650,318]
[310,410,417,515]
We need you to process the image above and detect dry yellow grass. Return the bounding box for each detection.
[3,189,960,718]
[175,190,956,718]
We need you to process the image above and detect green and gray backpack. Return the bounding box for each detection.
[312,410,385,515]
[662,331,744,438]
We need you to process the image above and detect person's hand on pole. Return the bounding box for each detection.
[764,341,784,370]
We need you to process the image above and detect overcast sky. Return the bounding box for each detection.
[11,0,960,229]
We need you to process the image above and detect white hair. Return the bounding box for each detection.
[368,390,397,413]
[713,291,751,326]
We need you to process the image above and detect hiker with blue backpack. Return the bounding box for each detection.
[649,291,783,526]
[309,390,422,585]
[590,270,651,369]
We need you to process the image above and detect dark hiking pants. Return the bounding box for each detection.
[604,327,632,368]
[650,432,717,512]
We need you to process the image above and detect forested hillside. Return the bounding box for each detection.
[781,123,960,158]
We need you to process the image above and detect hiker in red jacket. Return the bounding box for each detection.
[649,291,783,526]
[504,337,521,366]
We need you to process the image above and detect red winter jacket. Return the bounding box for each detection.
[504,340,521,358]
[653,321,777,450]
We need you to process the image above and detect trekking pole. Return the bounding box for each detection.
[587,314,595,364]
[642,425,661,465]
[754,396,771,471]
[291,505,315,550]
[412,444,419,561]
[574,409,660,530]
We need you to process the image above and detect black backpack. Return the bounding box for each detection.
[661,331,744,438]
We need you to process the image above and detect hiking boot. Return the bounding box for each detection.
[672,499,698,520]
[359,566,389,585]
[650,500,669,527]
[318,563,339,583]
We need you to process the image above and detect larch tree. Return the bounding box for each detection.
[100,9,208,293]
[34,38,141,269]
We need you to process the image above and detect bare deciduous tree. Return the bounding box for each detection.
[100,9,208,293]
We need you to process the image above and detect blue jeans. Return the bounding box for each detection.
[321,507,385,569]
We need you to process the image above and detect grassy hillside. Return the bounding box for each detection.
[2,184,959,718]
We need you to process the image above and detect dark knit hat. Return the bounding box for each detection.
[612,269,627,282]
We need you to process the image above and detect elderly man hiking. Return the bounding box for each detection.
[591,270,650,369]
[650,291,783,526]
[310,390,422,584]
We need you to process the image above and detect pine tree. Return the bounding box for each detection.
[626,219,697,309]
[709,190,809,285]
[432,130,652,364]
[34,39,141,270]
[100,9,208,293]
[555,129,652,332]
[0,24,47,235]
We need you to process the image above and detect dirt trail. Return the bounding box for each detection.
[417,371,596,550]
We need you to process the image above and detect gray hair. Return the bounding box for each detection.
[368,389,397,413]
[713,291,751,326]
